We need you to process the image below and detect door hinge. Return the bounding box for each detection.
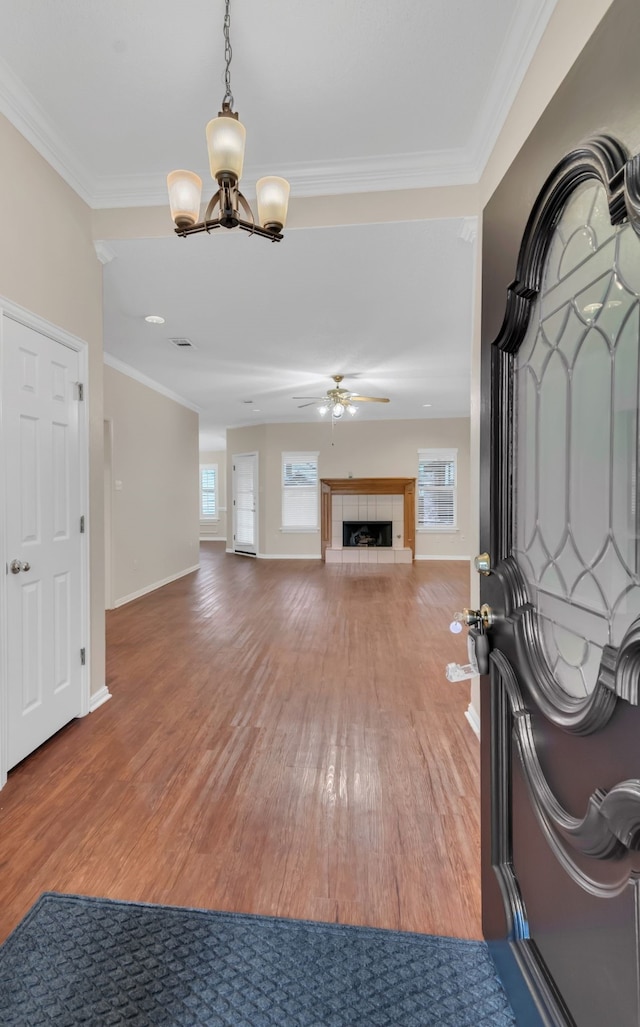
[76,382,84,401]
[80,515,85,534]
[80,647,86,666]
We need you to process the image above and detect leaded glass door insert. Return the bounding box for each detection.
[513,181,640,698]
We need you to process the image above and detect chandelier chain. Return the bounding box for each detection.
[222,0,234,109]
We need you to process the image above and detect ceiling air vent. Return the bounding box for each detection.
[169,337,196,349]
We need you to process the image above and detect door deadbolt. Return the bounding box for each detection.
[474,552,491,575]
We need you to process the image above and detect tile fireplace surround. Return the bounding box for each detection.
[320,478,415,564]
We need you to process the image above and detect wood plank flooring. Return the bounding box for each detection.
[0,543,480,944]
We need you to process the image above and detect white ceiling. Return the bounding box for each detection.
[0,1,558,449]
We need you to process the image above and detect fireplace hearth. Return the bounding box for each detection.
[343,520,393,548]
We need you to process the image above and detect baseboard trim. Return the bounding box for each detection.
[415,555,472,561]
[257,553,322,560]
[465,701,481,739]
[200,536,227,542]
[224,548,321,560]
[112,564,200,607]
[89,685,112,712]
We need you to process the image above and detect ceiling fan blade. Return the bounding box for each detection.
[350,396,390,403]
[293,396,323,400]
[297,401,320,408]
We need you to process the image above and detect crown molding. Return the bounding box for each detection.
[93,240,117,265]
[87,148,480,209]
[0,56,95,206]
[103,352,200,413]
[468,0,559,177]
[458,217,478,244]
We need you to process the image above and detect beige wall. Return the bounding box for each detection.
[0,113,105,697]
[104,365,200,605]
[227,418,470,559]
[200,449,228,540]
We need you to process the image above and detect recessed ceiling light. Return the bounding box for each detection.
[145,314,165,324]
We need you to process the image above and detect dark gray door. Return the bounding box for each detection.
[479,139,640,1026]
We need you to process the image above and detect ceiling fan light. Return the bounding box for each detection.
[347,404,357,416]
[256,176,290,232]
[206,112,246,183]
[318,404,328,416]
[332,403,344,418]
[167,170,203,229]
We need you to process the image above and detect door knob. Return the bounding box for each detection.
[451,605,494,630]
[9,559,30,574]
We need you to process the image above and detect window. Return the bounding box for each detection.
[418,449,457,529]
[200,464,218,520]
[282,452,319,530]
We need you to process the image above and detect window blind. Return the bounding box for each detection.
[234,454,256,547]
[282,452,319,529]
[418,449,457,528]
[200,464,217,519]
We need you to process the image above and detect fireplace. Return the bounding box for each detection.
[343,520,393,548]
[320,478,416,563]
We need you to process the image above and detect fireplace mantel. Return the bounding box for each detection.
[320,478,416,561]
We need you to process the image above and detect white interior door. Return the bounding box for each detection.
[232,452,258,556]
[3,315,84,771]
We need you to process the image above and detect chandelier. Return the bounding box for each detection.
[167,0,289,242]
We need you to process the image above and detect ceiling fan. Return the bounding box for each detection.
[293,375,390,418]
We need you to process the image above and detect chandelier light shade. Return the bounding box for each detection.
[167,0,289,242]
[256,177,290,233]
[167,170,203,230]
[206,112,246,182]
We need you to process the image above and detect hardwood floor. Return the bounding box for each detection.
[0,543,480,944]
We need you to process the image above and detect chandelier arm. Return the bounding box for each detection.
[204,189,222,221]
[174,217,282,242]
[237,191,256,228]
[236,219,283,241]
[175,220,222,238]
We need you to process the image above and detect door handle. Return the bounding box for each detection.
[9,559,30,574]
[446,606,493,681]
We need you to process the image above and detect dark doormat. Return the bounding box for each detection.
[0,893,516,1026]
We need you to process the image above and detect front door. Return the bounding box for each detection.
[232,452,258,556]
[2,314,85,772]
[480,139,640,1025]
